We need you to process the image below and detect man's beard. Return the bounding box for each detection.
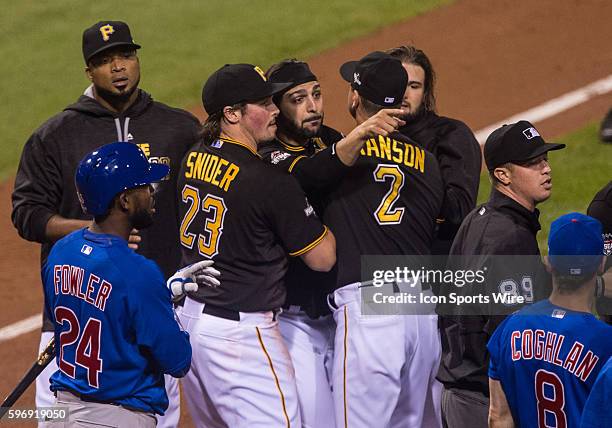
[403,102,427,121]
[130,206,154,230]
[95,76,140,107]
[277,112,322,143]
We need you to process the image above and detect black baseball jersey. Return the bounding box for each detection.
[323,131,444,287]
[587,180,612,323]
[178,136,328,312]
[259,125,344,318]
[398,112,481,254]
[437,189,552,394]
[11,90,199,331]
[259,125,346,201]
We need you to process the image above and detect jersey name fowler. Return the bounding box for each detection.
[360,135,426,173]
[510,329,601,382]
[183,150,240,192]
[53,265,112,311]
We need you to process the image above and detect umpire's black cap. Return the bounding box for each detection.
[339,51,407,107]
[484,120,565,171]
[82,21,141,64]
[202,64,293,115]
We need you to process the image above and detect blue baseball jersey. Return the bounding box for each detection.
[580,357,612,428]
[488,300,612,427]
[43,228,192,415]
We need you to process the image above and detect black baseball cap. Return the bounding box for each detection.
[484,120,565,170]
[82,21,141,64]
[202,64,293,115]
[339,51,407,107]
[267,60,318,93]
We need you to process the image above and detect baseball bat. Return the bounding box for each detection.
[0,337,55,419]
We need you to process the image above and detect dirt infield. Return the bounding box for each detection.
[1,0,611,426]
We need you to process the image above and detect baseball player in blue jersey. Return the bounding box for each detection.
[42,142,205,426]
[580,356,612,427]
[487,212,612,427]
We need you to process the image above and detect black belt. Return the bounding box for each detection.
[202,303,241,321]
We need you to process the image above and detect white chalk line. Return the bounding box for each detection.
[474,74,612,144]
[1,74,612,344]
[0,314,41,343]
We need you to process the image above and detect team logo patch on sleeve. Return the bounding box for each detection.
[603,233,611,256]
[304,197,315,217]
[270,150,291,164]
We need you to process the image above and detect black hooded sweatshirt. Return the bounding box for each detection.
[12,89,199,330]
[398,111,482,254]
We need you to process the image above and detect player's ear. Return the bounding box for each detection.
[222,105,241,125]
[597,255,606,274]
[85,66,93,82]
[493,165,512,185]
[542,255,553,274]
[117,191,131,212]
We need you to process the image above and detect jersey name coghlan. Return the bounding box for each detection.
[359,135,426,173]
[53,265,112,311]
[183,151,240,191]
[510,329,600,382]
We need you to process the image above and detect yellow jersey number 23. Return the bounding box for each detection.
[179,184,227,258]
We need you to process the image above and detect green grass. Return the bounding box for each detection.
[1,0,450,180]
[476,122,612,253]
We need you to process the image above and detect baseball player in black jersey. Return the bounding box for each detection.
[587,180,612,323]
[177,63,336,428]
[386,45,481,255]
[436,120,565,428]
[11,21,199,427]
[258,59,342,428]
[259,59,413,427]
[325,51,445,428]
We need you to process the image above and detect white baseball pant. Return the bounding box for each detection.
[278,307,336,428]
[178,296,301,428]
[35,331,180,428]
[329,282,442,428]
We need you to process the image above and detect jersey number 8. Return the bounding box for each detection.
[535,369,567,428]
[180,185,227,258]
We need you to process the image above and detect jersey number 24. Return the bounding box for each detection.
[55,306,102,388]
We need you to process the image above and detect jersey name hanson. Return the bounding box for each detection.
[360,135,426,173]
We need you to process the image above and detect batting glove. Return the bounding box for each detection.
[167,260,221,302]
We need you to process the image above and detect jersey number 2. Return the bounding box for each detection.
[373,164,406,225]
[180,185,227,258]
[535,369,567,428]
[55,306,103,388]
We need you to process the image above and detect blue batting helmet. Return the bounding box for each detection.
[75,142,170,216]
